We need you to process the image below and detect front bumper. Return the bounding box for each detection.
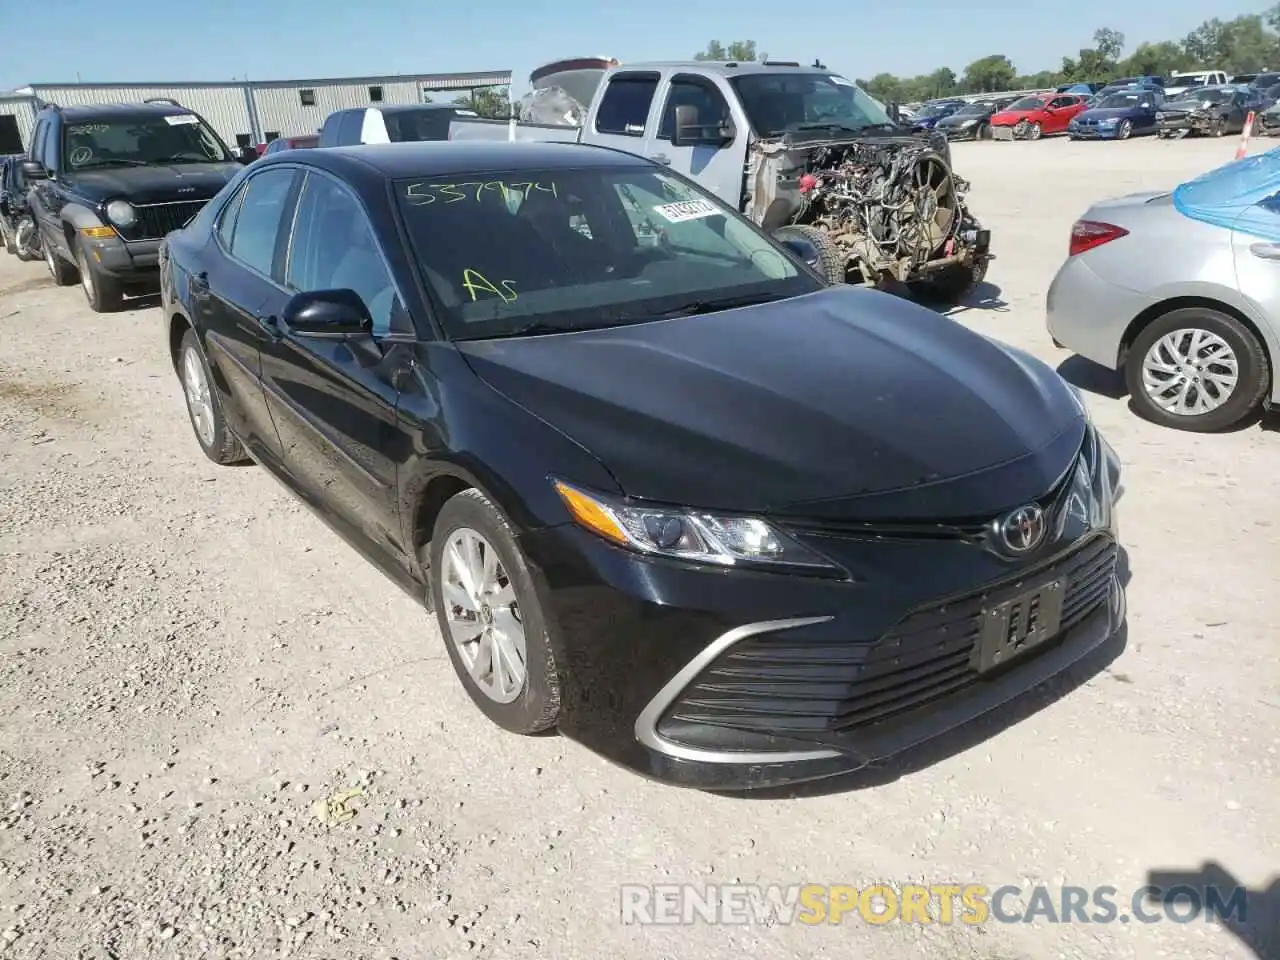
[523,501,1125,791]
[940,124,983,141]
[1068,124,1121,139]
[81,234,163,283]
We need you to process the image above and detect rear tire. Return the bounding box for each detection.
[427,488,560,735]
[178,328,248,465]
[772,224,846,285]
[914,259,989,305]
[1124,307,1269,432]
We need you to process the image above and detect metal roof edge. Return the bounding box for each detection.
[25,71,512,91]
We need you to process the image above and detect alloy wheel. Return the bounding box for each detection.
[1118,120,1132,139]
[45,242,56,278]
[1028,121,1042,140]
[440,527,527,704]
[181,345,216,447]
[1140,327,1239,416]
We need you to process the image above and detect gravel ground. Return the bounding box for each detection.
[0,134,1276,960]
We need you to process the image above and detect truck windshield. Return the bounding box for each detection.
[728,73,894,136]
[62,114,232,169]
[393,164,819,340]
[384,108,474,143]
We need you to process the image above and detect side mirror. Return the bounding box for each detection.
[20,160,47,180]
[672,103,733,148]
[282,289,373,339]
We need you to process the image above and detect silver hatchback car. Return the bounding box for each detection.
[1046,190,1277,432]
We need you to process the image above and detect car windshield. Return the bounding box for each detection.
[62,114,232,169]
[1196,89,1232,104]
[393,164,820,341]
[1097,93,1149,108]
[1006,97,1046,111]
[728,73,894,135]
[952,103,988,116]
[1170,74,1206,83]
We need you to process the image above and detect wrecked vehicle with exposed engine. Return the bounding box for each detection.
[449,57,993,301]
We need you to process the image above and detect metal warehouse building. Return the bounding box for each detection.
[0,69,511,152]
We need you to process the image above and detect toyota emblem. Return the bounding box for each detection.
[997,504,1046,554]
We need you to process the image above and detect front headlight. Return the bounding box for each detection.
[105,200,136,227]
[553,480,838,572]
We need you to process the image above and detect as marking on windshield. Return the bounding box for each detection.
[404,180,558,205]
[462,269,518,303]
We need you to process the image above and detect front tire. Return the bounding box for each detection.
[178,328,248,464]
[44,231,78,286]
[977,121,991,140]
[1027,121,1043,140]
[1209,117,1226,137]
[1,219,15,255]
[772,224,846,284]
[1124,307,1269,432]
[428,488,560,735]
[1117,119,1133,140]
[76,238,124,312]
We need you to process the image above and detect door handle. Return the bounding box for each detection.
[1249,242,1280,261]
[649,153,671,165]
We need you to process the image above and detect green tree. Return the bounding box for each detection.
[961,55,1017,92]
[453,87,510,119]
[693,40,766,62]
[1093,27,1126,64]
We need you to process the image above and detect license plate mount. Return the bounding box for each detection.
[971,580,1066,674]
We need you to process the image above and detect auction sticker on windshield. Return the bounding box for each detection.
[653,199,719,223]
[164,115,199,125]
[829,76,855,86]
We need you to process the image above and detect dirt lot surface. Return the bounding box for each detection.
[0,136,1276,960]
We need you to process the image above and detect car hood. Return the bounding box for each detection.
[60,162,240,205]
[990,109,1043,124]
[937,113,984,127]
[1163,98,1217,112]
[1077,107,1145,121]
[457,286,1086,522]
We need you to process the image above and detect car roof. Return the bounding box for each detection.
[268,140,651,181]
[42,101,194,119]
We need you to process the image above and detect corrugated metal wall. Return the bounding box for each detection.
[19,71,512,147]
[250,80,424,139]
[31,84,255,147]
[0,96,37,150]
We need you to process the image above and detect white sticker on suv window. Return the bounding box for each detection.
[652,198,718,223]
[829,76,855,86]
[164,114,199,125]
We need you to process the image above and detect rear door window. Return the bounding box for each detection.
[595,74,660,136]
[224,168,298,277]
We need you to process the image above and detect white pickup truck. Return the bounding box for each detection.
[450,58,992,300]
[1164,70,1230,98]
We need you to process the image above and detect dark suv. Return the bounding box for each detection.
[21,99,253,311]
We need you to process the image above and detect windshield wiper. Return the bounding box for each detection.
[73,159,150,168]
[150,155,210,164]
[646,292,786,319]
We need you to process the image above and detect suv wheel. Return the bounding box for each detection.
[427,488,560,735]
[76,238,124,312]
[44,232,78,286]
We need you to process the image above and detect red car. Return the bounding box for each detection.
[990,93,1089,140]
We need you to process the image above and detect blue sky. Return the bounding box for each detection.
[1,0,1269,94]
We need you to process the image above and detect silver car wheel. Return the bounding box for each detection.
[181,345,216,447]
[1141,327,1239,416]
[441,527,527,704]
[45,242,57,277]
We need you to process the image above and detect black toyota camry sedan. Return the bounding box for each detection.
[159,141,1126,790]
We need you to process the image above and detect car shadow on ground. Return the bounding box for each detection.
[905,280,1010,315]
[1144,862,1278,959]
[715,547,1133,800]
[122,292,161,312]
[1058,353,1279,433]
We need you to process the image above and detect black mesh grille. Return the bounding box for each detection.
[665,537,1118,738]
[132,201,207,241]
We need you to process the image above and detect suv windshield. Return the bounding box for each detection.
[952,103,988,117]
[728,73,894,136]
[1098,93,1150,108]
[63,114,232,169]
[394,164,819,340]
